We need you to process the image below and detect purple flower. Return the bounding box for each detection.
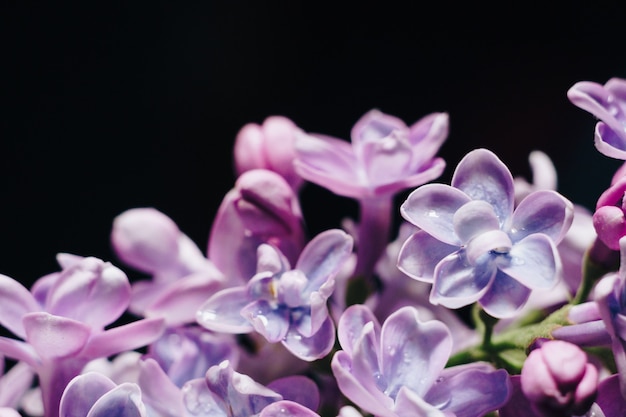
[331,304,511,417]
[233,115,305,191]
[111,207,225,326]
[207,169,306,285]
[592,169,626,251]
[197,229,353,361]
[0,255,164,417]
[568,77,626,159]
[397,148,574,318]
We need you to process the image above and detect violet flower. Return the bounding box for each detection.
[207,169,306,286]
[197,229,353,361]
[331,304,511,417]
[397,148,574,318]
[568,77,626,159]
[295,109,447,279]
[592,166,626,251]
[233,115,305,191]
[0,255,164,417]
[111,207,225,326]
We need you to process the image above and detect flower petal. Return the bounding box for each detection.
[479,271,531,319]
[260,400,321,417]
[498,234,560,290]
[351,109,408,147]
[337,304,381,357]
[0,274,40,339]
[59,373,117,417]
[196,287,254,333]
[137,358,185,417]
[241,300,290,343]
[393,386,445,417]
[400,184,470,246]
[408,112,449,167]
[86,383,146,417]
[451,149,514,227]
[360,135,413,187]
[23,312,90,360]
[267,376,320,411]
[381,307,451,398]
[282,316,335,361]
[509,190,574,244]
[81,317,165,359]
[397,230,457,282]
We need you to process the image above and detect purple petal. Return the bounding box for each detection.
[196,287,254,333]
[424,366,511,417]
[259,400,321,417]
[0,361,34,408]
[0,336,39,368]
[400,184,470,246]
[0,274,40,339]
[596,122,626,159]
[452,200,500,243]
[451,149,515,227]
[393,387,444,417]
[498,234,560,290]
[508,190,574,245]
[408,112,449,167]
[331,351,395,417]
[181,377,223,416]
[373,158,446,197]
[431,251,496,308]
[0,408,22,417]
[46,257,131,329]
[296,229,353,293]
[381,307,451,398]
[479,270,532,319]
[359,135,413,187]
[337,304,381,357]
[282,316,335,361]
[397,230,457,282]
[241,300,290,343]
[81,317,165,359]
[23,312,90,360]
[351,109,408,146]
[267,376,320,411]
[87,383,146,417]
[59,372,117,417]
[256,244,290,275]
[595,374,626,417]
[137,358,185,417]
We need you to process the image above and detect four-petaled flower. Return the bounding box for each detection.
[397,148,574,318]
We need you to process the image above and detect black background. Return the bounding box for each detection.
[3,2,626,287]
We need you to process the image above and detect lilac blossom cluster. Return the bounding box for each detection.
[3,78,626,417]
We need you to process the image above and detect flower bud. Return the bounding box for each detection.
[520,340,598,417]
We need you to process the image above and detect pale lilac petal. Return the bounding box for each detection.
[551,320,611,347]
[234,122,268,174]
[144,272,225,326]
[373,158,446,197]
[0,337,39,368]
[267,376,320,411]
[408,112,449,167]
[259,401,320,417]
[0,408,21,417]
[87,383,146,417]
[282,316,335,361]
[596,122,626,159]
[137,358,185,417]
[393,387,445,417]
[59,372,117,417]
[261,116,304,190]
[351,109,408,146]
[400,184,470,245]
[431,251,496,308]
[22,312,90,360]
[0,274,40,339]
[256,244,290,275]
[479,271,532,318]
[381,307,451,398]
[81,317,165,359]
[181,377,223,416]
[451,148,515,227]
[509,190,574,244]
[424,366,511,417]
[0,362,34,408]
[296,229,353,293]
[241,300,290,343]
[337,304,380,357]
[196,287,254,333]
[331,351,395,417]
[360,135,412,187]
[294,133,362,196]
[46,257,131,329]
[128,281,168,317]
[30,272,59,307]
[498,234,560,290]
[397,230,457,282]
[452,200,500,243]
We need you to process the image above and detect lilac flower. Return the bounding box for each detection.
[233,115,305,191]
[520,340,598,417]
[568,77,626,159]
[59,372,147,417]
[397,148,574,318]
[207,169,306,285]
[197,229,353,361]
[295,109,448,279]
[592,168,626,251]
[0,255,164,417]
[331,304,511,417]
[111,207,225,326]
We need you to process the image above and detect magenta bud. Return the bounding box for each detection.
[520,340,598,417]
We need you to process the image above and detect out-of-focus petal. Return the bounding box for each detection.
[360,135,412,187]
[508,190,574,245]
[408,112,449,167]
[451,149,515,227]
[397,231,457,282]
[282,316,335,361]
[381,307,451,398]
[498,234,560,290]
[400,184,470,246]
[595,374,626,417]
[22,312,90,360]
[80,317,165,359]
[45,257,131,329]
[351,109,408,147]
[137,358,185,417]
[0,361,34,409]
[87,382,146,417]
[267,376,320,411]
[196,287,254,333]
[431,252,495,308]
[259,400,321,417]
[59,372,117,417]
[0,274,40,339]
[0,337,39,368]
[479,271,531,319]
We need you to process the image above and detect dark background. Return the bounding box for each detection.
[2,2,626,287]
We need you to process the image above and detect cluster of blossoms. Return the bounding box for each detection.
[3,78,626,417]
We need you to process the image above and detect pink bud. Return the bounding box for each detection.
[521,340,598,417]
